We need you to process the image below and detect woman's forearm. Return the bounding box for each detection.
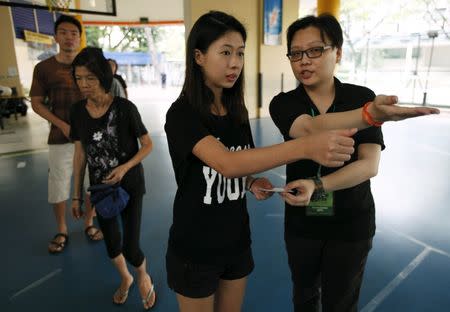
[122,134,153,172]
[73,142,86,198]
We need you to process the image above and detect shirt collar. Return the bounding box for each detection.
[295,77,343,114]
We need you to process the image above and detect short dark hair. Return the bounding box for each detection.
[181,10,248,126]
[286,14,343,53]
[107,58,118,74]
[55,14,82,35]
[72,47,113,92]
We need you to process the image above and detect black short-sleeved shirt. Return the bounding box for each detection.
[269,78,385,241]
[70,97,148,195]
[164,97,254,264]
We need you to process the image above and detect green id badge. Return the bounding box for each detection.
[306,192,334,216]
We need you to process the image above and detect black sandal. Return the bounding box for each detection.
[48,233,69,254]
[84,225,103,241]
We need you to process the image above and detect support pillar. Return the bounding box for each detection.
[317,0,340,18]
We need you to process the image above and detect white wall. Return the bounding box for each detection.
[82,0,184,22]
[14,39,37,93]
[184,0,261,119]
[259,0,299,117]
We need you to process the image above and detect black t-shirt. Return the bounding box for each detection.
[269,78,385,241]
[70,97,148,195]
[164,97,254,264]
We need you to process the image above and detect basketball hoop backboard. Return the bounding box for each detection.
[0,0,116,16]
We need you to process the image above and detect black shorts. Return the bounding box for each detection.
[166,248,254,298]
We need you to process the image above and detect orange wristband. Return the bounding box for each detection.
[362,102,383,127]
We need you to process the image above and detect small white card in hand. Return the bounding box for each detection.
[259,187,287,193]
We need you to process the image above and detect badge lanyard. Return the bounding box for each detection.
[306,105,336,216]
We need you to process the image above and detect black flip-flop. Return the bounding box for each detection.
[84,225,103,241]
[48,233,69,254]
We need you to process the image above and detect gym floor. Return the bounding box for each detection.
[1,86,449,311]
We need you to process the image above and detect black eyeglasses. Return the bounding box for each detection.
[286,45,332,62]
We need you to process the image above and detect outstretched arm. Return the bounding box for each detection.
[282,143,381,206]
[289,95,440,138]
[192,128,357,179]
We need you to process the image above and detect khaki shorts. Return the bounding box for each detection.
[48,143,89,204]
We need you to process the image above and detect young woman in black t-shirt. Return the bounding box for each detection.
[163,11,374,312]
[70,47,156,309]
[269,14,439,312]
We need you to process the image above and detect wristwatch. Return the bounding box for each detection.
[311,176,326,201]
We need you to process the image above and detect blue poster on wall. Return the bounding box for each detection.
[264,0,282,45]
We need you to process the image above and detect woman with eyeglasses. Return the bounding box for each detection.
[269,14,439,312]
[163,10,375,312]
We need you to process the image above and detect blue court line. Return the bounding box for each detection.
[9,268,62,301]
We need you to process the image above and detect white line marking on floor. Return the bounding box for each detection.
[17,161,26,168]
[413,143,450,157]
[9,268,62,301]
[361,247,431,312]
[266,213,284,218]
[0,148,48,159]
[386,227,450,260]
[268,170,286,180]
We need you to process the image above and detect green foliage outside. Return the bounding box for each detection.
[85,25,185,61]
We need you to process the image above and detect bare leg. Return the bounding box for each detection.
[84,193,94,225]
[176,293,215,312]
[48,201,68,252]
[111,254,134,304]
[214,277,248,312]
[136,258,156,309]
[83,193,103,240]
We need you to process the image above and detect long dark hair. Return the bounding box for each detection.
[181,11,248,125]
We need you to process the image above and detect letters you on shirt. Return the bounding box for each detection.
[202,144,251,204]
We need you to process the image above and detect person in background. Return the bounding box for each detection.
[30,14,103,254]
[108,58,128,98]
[161,72,167,89]
[71,47,156,309]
